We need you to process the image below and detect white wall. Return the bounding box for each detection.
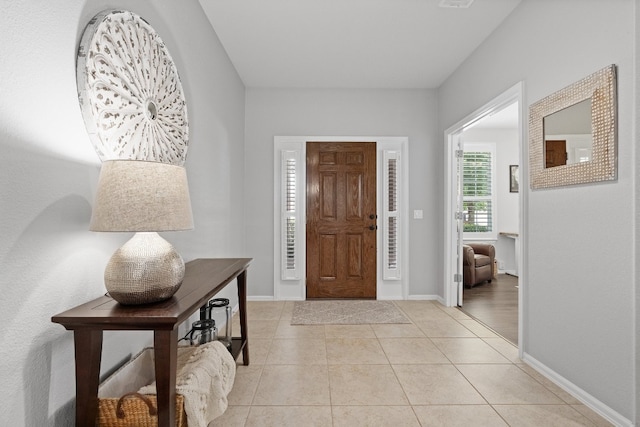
[0,1,245,425]
[244,89,440,298]
[636,2,640,423]
[439,0,635,422]
[462,128,519,272]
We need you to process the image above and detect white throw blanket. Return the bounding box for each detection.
[139,341,236,427]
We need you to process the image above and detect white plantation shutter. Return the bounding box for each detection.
[281,150,301,279]
[463,143,496,239]
[383,150,401,280]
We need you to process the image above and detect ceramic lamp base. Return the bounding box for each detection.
[105,232,185,305]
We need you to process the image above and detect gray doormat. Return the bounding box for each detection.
[291,300,410,325]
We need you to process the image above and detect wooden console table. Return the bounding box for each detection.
[52,258,251,427]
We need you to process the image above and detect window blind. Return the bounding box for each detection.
[463,149,494,234]
[282,152,300,279]
[384,151,401,280]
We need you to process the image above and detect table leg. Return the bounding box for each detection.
[237,270,249,365]
[154,329,178,427]
[73,329,103,427]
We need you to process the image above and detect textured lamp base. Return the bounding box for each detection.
[105,232,185,305]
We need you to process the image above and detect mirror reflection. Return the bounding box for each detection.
[543,98,592,168]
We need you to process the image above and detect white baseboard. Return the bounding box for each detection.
[252,295,443,301]
[406,294,441,301]
[522,352,633,427]
[497,268,518,276]
[247,296,276,301]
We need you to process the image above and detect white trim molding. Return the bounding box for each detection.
[273,136,409,301]
[247,296,276,302]
[523,352,633,427]
[407,294,442,303]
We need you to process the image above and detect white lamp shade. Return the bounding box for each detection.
[90,160,193,305]
[90,160,193,232]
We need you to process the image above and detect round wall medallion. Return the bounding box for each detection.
[77,10,189,165]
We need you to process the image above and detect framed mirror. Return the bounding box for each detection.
[529,65,617,189]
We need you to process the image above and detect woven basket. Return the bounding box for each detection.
[98,392,187,427]
[97,347,190,427]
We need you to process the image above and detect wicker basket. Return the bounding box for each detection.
[97,347,189,427]
[98,392,187,427]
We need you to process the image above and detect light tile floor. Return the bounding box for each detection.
[211,300,613,427]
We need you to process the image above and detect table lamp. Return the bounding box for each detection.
[90,160,194,305]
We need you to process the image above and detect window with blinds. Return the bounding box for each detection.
[462,144,496,237]
[281,151,301,279]
[384,151,401,280]
[285,159,296,270]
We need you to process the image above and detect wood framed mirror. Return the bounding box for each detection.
[529,65,617,189]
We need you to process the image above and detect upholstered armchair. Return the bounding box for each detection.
[463,243,495,288]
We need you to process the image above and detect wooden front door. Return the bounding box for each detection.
[306,142,377,299]
[545,140,567,168]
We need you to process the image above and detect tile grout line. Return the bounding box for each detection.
[223,301,611,426]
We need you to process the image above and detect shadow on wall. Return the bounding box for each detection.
[24,337,76,426]
[8,194,100,426]
[0,145,111,425]
[0,193,99,343]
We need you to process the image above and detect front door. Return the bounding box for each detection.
[545,140,567,168]
[306,142,377,299]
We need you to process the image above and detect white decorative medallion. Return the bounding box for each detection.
[77,10,189,165]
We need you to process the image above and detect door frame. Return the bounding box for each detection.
[443,82,525,354]
[273,136,409,301]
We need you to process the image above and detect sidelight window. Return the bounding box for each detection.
[281,150,301,280]
[383,150,401,280]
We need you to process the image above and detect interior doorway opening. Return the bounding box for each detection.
[444,83,524,350]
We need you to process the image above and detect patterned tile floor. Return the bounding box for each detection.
[210,300,612,427]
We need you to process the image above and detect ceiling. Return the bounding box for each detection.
[200,0,521,89]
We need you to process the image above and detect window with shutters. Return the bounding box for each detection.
[463,143,496,239]
[281,150,301,280]
[383,150,401,280]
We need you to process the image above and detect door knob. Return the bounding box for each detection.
[369,214,377,220]
[369,225,377,231]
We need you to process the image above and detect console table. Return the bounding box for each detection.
[52,258,252,427]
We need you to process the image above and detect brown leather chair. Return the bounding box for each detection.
[463,243,495,287]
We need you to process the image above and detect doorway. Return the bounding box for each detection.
[444,83,524,350]
[306,142,377,298]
